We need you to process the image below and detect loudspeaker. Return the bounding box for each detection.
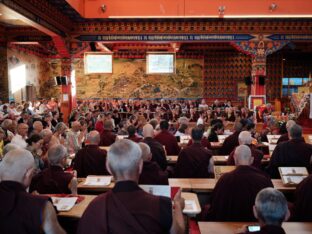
[244,76,252,86]
[61,76,67,85]
[259,76,265,85]
[89,42,97,52]
[55,76,62,85]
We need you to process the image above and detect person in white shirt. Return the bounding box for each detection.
[66,121,87,155]
[11,123,29,148]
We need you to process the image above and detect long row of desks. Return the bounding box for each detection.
[58,192,201,219]
[77,178,295,194]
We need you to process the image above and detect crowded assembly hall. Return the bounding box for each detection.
[1,1,312,234]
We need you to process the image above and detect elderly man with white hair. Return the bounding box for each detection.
[205,145,273,221]
[227,131,264,168]
[276,119,296,144]
[78,139,185,234]
[30,144,77,195]
[11,123,29,148]
[66,120,87,154]
[0,149,65,234]
[142,123,167,170]
[138,142,168,185]
[238,188,290,233]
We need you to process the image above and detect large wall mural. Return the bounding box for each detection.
[74,58,204,99]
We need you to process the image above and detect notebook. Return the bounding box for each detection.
[279,167,308,186]
[84,176,112,186]
[51,197,78,211]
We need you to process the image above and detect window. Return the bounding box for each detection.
[282,77,310,96]
[146,53,175,74]
[84,53,113,74]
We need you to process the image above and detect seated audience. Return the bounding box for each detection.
[99,120,117,146]
[77,139,185,234]
[138,142,168,185]
[239,188,289,234]
[0,149,65,234]
[30,144,77,194]
[142,123,167,170]
[26,134,44,173]
[266,124,312,178]
[205,145,273,221]
[31,121,44,135]
[73,131,109,177]
[174,124,188,137]
[126,125,142,143]
[175,127,213,178]
[49,122,67,147]
[154,120,180,155]
[11,123,28,148]
[227,131,263,169]
[293,173,312,221]
[219,121,243,155]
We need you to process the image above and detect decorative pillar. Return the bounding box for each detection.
[231,36,288,97]
[0,43,9,102]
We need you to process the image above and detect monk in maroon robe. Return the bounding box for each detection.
[266,124,312,178]
[30,145,77,194]
[0,149,65,234]
[227,131,263,169]
[205,145,273,221]
[126,125,143,143]
[99,120,117,146]
[154,120,180,155]
[175,127,212,178]
[293,174,312,221]
[77,139,185,234]
[73,131,109,177]
[238,188,290,234]
[276,120,296,144]
[187,137,212,149]
[138,142,168,185]
[142,124,168,170]
[219,122,242,155]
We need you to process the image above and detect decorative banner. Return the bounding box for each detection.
[237,82,248,97]
[268,34,312,41]
[75,34,255,42]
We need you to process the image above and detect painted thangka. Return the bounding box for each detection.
[74,58,203,99]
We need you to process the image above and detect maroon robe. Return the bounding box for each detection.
[293,174,312,221]
[154,130,181,155]
[30,165,73,194]
[99,130,117,146]
[187,137,212,149]
[127,135,143,143]
[219,131,240,155]
[175,143,212,178]
[206,165,273,221]
[227,144,264,169]
[245,225,286,234]
[276,133,289,144]
[77,181,172,234]
[139,161,169,185]
[143,137,167,170]
[266,138,312,178]
[73,145,109,177]
[0,181,49,234]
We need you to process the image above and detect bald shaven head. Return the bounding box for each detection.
[142,123,154,138]
[86,130,100,145]
[234,145,253,166]
[0,149,35,188]
[138,142,152,161]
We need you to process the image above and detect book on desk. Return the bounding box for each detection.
[214,166,236,179]
[278,167,308,187]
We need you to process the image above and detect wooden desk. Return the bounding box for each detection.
[58,195,96,218]
[99,146,110,151]
[303,134,312,144]
[167,155,178,164]
[198,222,312,234]
[78,178,115,193]
[58,193,200,218]
[169,178,296,193]
[210,142,223,149]
[212,155,271,165]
